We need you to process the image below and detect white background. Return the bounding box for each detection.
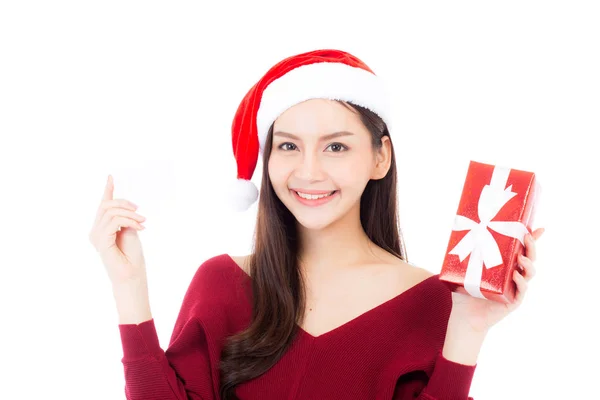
[1,1,598,399]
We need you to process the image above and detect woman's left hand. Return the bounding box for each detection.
[449,227,545,333]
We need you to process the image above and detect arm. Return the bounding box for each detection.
[416,313,484,400]
[414,351,477,400]
[116,264,220,400]
[119,317,215,400]
[392,349,476,400]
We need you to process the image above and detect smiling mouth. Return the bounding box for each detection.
[290,189,339,206]
[293,190,337,199]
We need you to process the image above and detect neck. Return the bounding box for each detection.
[296,205,374,278]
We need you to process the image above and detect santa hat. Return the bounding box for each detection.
[227,49,393,211]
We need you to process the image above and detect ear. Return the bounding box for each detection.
[370,136,392,180]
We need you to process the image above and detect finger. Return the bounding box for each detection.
[513,270,528,304]
[89,214,145,253]
[100,199,138,212]
[532,227,545,241]
[517,253,536,281]
[98,175,139,213]
[95,199,138,225]
[96,209,145,236]
[96,175,115,223]
[101,208,146,227]
[111,215,145,232]
[524,233,537,262]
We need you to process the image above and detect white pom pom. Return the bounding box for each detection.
[225,178,259,212]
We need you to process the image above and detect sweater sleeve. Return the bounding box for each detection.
[416,350,476,400]
[118,258,231,400]
[119,317,215,400]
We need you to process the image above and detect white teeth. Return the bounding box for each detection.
[296,191,335,200]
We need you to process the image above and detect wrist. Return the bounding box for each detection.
[442,315,488,366]
[111,275,148,290]
[111,279,153,325]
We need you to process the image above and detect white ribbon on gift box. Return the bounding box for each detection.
[448,165,530,299]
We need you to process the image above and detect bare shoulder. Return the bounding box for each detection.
[406,261,436,280]
[229,254,252,276]
[397,260,435,288]
[375,250,435,287]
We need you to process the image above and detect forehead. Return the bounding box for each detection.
[272,99,366,138]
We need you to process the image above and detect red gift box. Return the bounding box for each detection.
[439,160,541,304]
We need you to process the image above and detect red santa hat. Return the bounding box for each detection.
[227,49,393,211]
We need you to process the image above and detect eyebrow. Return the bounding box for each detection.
[272,131,355,141]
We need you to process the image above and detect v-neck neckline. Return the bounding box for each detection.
[224,253,439,341]
[294,273,438,340]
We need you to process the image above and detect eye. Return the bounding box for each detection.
[276,142,348,152]
[277,142,297,151]
[326,143,348,152]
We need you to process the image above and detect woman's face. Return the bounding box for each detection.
[268,99,389,231]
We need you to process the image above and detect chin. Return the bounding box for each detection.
[293,214,336,231]
[289,205,347,232]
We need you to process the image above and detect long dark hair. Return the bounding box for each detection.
[218,100,407,399]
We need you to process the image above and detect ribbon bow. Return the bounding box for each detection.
[448,166,529,299]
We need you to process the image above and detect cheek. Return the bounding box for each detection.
[268,158,291,187]
[329,158,371,188]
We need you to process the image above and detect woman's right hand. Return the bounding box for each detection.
[89,175,148,285]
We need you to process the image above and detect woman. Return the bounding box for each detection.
[89,49,544,400]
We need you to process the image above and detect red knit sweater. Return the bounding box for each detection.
[118,254,477,399]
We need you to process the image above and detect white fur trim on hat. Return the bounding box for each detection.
[256,61,392,152]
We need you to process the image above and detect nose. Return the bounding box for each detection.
[294,151,325,182]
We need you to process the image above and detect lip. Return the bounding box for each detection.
[291,189,338,207]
